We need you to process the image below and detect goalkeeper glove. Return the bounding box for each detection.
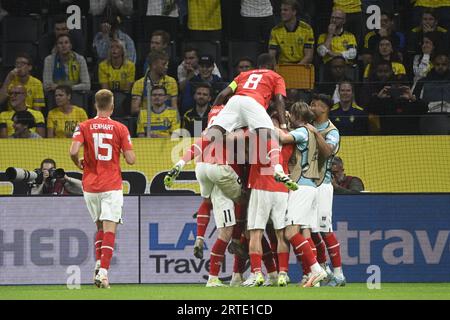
[164,160,185,187]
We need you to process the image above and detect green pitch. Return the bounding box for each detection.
[1,283,450,300]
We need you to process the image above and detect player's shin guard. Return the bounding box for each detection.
[289,233,317,270]
[196,201,212,239]
[323,232,342,268]
[209,239,228,276]
[261,236,277,274]
[95,230,104,261]
[100,232,115,270]
[312,233,327,264]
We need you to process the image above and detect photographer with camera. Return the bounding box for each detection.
[30,158,82,195]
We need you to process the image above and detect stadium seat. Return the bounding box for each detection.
[1,15,42,42]
[419,114,450,135]
[1,42,38,67]
[276,64,315,90]
[420,83,450,106]
[182,41,222,68]
[227,41,265,80]
[112,92,131,117]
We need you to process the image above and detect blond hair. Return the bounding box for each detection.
[95,89,114,110]
[290,101,315,127]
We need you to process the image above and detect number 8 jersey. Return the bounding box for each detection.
[229,69,286,109]
[72,116,133,193]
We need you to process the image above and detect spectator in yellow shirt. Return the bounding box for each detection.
[317,9,358,64]
[98,38,135,93]
[268,0,314,64]
[0,85,45,138]
[131,50,178,115]
[47,85,88,138]
[0,53,45,111]
[137,86,180,138]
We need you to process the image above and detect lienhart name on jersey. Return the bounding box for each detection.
[90,123,114,130]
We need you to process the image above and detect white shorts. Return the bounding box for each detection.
[313,183,334,233]
[211,184,236,228]
[195,162,241,229]
[209,95,274,132]
[195,162,241,201]
[83,190,124,224]
[286,185,318,228]
[247,189,288,230]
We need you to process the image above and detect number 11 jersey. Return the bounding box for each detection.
[72,116,133,193]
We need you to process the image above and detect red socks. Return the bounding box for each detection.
[196,201,212,239]
[277,252,289,273]
[100,232,115,270]
[312,233,328,264]
[323,232,342,268]
[249,253,262,273]
[95,230,104,261]
[289,233,317,271]
[301,237,316,275]
[209,239,228,276]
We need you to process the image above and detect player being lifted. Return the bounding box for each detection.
[203,53,298,192]
[70,89,136,288]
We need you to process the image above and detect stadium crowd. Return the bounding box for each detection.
[0,0,449,138]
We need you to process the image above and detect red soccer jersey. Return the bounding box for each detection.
[72,117,133,193]
[232,69,286,109]
[248,142,293,193]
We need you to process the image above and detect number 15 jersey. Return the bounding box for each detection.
[72,116,133,193]
[229,69,286,109]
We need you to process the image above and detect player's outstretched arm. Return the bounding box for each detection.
[124,150,136,165]
[69,141,84,170]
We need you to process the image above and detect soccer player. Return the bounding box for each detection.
[69,89,136,288]
[204,53,298,192]
[308,94,346,286]
[276,102,328,287]
[242,123,293,287]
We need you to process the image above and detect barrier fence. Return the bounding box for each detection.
[1,194,450,285]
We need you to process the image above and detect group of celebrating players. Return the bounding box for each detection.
[164,53,346,288]
[68,52,345,289]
